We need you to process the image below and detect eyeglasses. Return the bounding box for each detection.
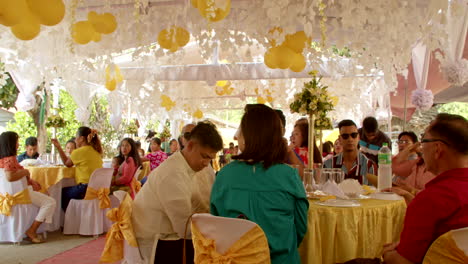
[421,138,450,146]
[397,140,411,144]
[340,132,358,139]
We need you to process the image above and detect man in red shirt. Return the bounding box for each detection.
[383,113,468,264]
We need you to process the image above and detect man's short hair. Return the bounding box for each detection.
[25,137,38,146]
[338,119,357,130]
[398,131,418,143]
[362,116,378,133]
[188,121,223,151]
[428,113,468,155]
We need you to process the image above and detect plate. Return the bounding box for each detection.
[315,199,361,207]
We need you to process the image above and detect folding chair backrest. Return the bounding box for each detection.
[133,166,142,180]
[192,213,257,255]
[87,168,113,189]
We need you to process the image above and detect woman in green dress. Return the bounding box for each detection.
[210,104,309,264]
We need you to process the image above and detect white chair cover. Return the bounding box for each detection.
[191,213,257,255]
[63,168,113,235]
[0,168,39,243]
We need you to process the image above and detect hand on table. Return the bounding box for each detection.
[382,187,410,197]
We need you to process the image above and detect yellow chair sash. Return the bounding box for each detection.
[84,187,110,209]
[130,177,141,194]
[0,189,32,216]
[192,223,270,264]
[423,231,468,264]
[100,194,138,263]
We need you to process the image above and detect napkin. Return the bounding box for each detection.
[369,192,404,200]
[338,179,363,198]
[20,159,39,167]
[321,180,348,199]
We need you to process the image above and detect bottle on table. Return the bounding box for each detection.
[378,143,392,191]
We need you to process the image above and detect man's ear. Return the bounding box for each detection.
[186,140,194,152]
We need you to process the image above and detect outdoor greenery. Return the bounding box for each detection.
[0,72,19,109]
[439,102,468,119]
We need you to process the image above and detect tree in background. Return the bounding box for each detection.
[438,102,468,119]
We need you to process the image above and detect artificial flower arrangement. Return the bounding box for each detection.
[125,122,139,135]
[289,70,335,116]
[159,125,171,140]
[46,114,66,128]
[314,113,333,130]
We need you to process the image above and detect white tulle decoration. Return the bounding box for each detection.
[109,114,122,131]
[411,88,434,111]
[440,59,468,86]
[75,108,90,123]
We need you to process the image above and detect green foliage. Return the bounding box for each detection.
[310,42,352,57]
[6,112,37,153]
[438,102,468,119]
[290,71,334,115]
[0,73,19,109]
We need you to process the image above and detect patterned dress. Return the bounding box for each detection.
[146,151,168,171]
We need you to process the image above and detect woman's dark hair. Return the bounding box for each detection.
[362,116,378,133]
[118,138,142,168]
[0,131,19,158]
[151,137,162,146]
[77,127,103,154]
[323,141,334,154]
[113,155,124,166]
[398,131,418,143]
[234,104,287,169]
[294,122,323,164]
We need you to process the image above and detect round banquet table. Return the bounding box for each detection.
[299,198,407,264]
[27,166,76,231]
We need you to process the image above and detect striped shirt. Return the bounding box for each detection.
[323,152,378,185]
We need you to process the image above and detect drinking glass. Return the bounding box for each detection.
[332,169,345,184]
[313,167,322,185]
[321,169,333,183]
[303,169,315,195]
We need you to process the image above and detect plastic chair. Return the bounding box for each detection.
[0,168,42,243]
[130,166,142,199]
[423,227,468,264]
[63,168,113,236]
[191,213,270,263]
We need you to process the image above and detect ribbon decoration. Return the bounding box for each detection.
[100,194,138,263]
[84,187,110,209]
[0,189,32,216]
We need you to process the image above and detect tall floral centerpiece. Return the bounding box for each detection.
[290,70,335,169]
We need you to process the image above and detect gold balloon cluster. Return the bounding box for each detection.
[264,30,311,72]
[191,0,231,22]
[72,11,117,45]
[0,0,65,41]
[255,88,274,104]
[183,104,204,119]
[157,26,190,52]
[161,95,176,111]
[105,64,123,91]
[214,80,234,96]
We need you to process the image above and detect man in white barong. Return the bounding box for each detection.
[132,121,223,264]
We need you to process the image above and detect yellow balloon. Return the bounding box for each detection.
[88,11,117,34]
[197,0,231,22]
[106,79,116,91]
[216,80,228,87]
[175,27,190,47]
[284,31,308,53]
[72,21,95,45]
[26,0,65,26]
[190,0,198,8]
[290,52,306,72]
[157,28,174,49]
[275,45,295,69]
[11,9,41,41]
[0,0,28,27]
[257,96,267,104]
[264,48,278,69]
[169,44,179,52]
[192,109,203,119]
[92,31,101,42]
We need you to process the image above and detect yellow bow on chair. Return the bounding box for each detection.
[100,194,138,263]
[0,189,32,216]
[131,177,141,194]
[84,187,110,209]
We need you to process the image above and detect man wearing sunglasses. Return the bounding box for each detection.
[358,116,392,164]
[324,119,377,185]
[383,113,468,264]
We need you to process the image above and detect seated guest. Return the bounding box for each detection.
[17,136,39,163]
[358,116,392,164]
[132,122,223,264]
[383,113,468,264]
[51,127,103,211]
[168,138,179,156]
[211,104,308,264]
[322,140,334,159]
[324,120,377,185]
[290,121,322,166]
[392,132,435,192]
[64,138,77,156]
[1,131,56,243]
[145,137,168,171]
[111,138,141,198]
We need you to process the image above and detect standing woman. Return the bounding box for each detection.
[111,138,141,198]
[0,132,56,243]
[52,127,103,211]
[145,137,168,171]
[210,104,309,264]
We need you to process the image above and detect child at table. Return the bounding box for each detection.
[0,131,56,243]
[111,155,124,185]
[65,138,77,156]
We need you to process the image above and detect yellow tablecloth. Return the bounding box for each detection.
[138,161,151,180]
[299,198,407,264]
[27,166,76,193]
